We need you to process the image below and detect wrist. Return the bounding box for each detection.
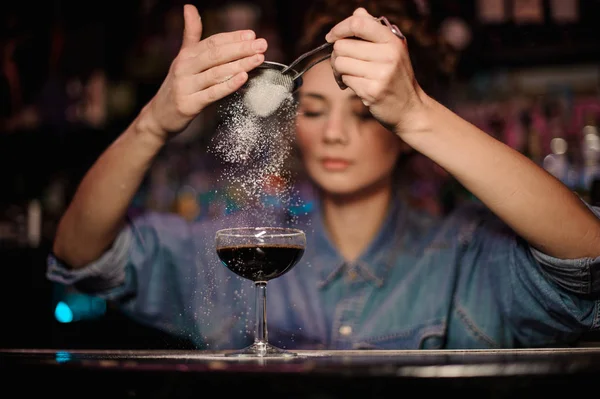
[394,88,436,143]
[135,103,168,150]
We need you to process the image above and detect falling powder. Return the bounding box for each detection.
[209,77,299,220]
[200,76,308,346]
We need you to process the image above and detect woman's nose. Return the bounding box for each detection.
[323,112,350,145]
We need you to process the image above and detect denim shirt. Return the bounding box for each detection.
[47,197,600,350]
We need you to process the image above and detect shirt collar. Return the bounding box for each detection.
[311,194,407,289]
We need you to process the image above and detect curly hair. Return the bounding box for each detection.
[294,0,459,100]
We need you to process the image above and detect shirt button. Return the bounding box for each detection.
[339,325,352,336]
[347,270,358,281]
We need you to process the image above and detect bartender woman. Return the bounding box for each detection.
[48,0,600,349]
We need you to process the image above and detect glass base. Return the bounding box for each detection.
[225,341,297,358]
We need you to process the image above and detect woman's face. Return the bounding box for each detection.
[295,61,404,197]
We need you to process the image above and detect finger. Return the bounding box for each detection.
[326,15,393,43]
[333,39,392,62]
[193,71,249,108]
[181,4,203,50]
[353,7,373,18]
[195,53,264,91]
[193,29,256,56]
[176,37,266,75]
[333,56,377,80]
[195,38,267,73]
[339,75,373,104]
[329,54,347,90]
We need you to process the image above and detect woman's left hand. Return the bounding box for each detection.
[326,7,428,136]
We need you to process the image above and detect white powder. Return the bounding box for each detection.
[242,69,293,118]
[200,77,302,333]
[209,86,299,221]
[199,81,308,333]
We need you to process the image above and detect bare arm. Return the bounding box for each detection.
[52,4,267,268]
[327,8,600,259]
[52,110,165,268]
[403,96,600,259]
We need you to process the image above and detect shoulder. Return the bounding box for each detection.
[127,210,247,244]
[441,200,514,246]
[402,200,447,243]
[128,209,187,228]
[128,209,255,229]
[402,198,499,247]
[443,200,489,227]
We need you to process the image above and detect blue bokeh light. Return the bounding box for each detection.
[54,301,74,323]
[53,294,106,323]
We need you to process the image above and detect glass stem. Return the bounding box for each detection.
[254,281,268,345]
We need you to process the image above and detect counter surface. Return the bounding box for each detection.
[2,347,598,397]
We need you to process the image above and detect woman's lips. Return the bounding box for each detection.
[321,158,352,171]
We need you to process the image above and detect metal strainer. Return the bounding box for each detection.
[245,15,406,96]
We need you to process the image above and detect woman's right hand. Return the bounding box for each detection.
[140,4,268,142]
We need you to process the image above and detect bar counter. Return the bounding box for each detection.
[2,347,599,398]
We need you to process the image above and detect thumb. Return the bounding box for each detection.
[181,4,202,50]
[353,7,372,17]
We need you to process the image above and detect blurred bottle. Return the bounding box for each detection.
[542,98,571,186]
[519,108,543,165]
[543,137,569,184]
[556,112,600,202]
[580,121,600,202]
[26,199,42,248]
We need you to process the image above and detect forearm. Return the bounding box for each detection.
[402,96,600,259]
[53,105,166,268]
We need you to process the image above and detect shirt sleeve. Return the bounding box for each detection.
[45,210,251,348]
[46,212,204,339]
[46,225,133,298]
[452,201,600,347]
[528,200,600,295]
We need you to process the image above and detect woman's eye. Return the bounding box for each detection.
[356,112,374,121]
[301,110,323,118]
